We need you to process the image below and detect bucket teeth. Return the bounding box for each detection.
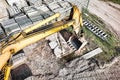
[67,41,77,51]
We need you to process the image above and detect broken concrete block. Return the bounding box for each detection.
[82,48,103,59]
[48,3,60,11]
[27,0,42,6]
[49,41,58,49]
[29,14,43,22]
[1,18,16,26]
[3,23,20,35]
[46,33,58,41]
[6,0,28,9]
[59,1,71,9]
[54,46,62,58]
[37,4,49,12]
[43,0,55,4]
[15,15,32,28]
[7,6,21,17]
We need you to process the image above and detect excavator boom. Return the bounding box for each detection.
[0,0,82,79]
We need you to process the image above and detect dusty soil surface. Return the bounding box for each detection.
[88,0,120,38]
[22,40,96,80]
[12,40,119,80]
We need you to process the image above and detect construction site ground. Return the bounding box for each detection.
[10,39,120,80]
[0,0,120,80]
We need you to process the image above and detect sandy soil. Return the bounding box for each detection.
[88,0,120,38]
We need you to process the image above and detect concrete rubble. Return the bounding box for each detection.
[21,40,120,80]
[47,32,78,58]
[82,48,103,60]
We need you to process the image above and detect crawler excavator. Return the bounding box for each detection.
[0,0,83,80]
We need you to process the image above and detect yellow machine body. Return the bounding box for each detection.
[0,5,82,80]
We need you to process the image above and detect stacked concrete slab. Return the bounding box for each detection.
[0,0,72,40]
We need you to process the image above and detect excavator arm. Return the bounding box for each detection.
[0,20,75,70]
[0,5,82,80]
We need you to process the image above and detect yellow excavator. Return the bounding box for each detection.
[0,3,83,80]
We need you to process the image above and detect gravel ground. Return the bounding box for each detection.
[23,40,97,80]
[21,40,120,80]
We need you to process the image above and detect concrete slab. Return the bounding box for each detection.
[82,48,103,59]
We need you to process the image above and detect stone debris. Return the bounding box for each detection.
[47,32,76,58]
[82,48,103,60]
[11,39,120,80]
[59,68,68,76]
[49,41,58,49]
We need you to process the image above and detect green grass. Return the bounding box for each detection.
[82,9,119,62]
[102,0,120,4]
[83,26,115,61]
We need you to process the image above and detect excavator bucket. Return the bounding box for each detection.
[72,5,83,34]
